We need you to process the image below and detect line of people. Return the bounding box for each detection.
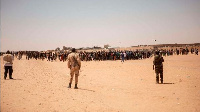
[1,47,198,62]
[8,50,153,62]
[159,48,198,56]
[79,50,152,62]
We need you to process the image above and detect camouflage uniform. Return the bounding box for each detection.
[67,52,81,85]
[153,54,164,83]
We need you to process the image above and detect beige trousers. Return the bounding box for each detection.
[69,66,80,84]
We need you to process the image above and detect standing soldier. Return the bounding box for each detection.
[153,51,164,84]
[67,48,81,89]
[3,51,14,80]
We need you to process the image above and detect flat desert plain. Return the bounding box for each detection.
[1,54,200,112]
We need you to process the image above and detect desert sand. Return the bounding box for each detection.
[1,54,200,112]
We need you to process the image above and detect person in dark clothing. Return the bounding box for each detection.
[3,51,14,80]
[153,51,164,84]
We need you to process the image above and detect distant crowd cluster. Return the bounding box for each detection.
[0,47,198,62]
[79,50,152,61]
[16,51,68,61]
[158,48,199,56]
[6,50,153,62]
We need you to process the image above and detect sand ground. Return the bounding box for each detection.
[1,54,200,112]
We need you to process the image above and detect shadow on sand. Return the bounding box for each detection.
[79,88,95,92]
[8,79,23,80]
[158,82,175,84]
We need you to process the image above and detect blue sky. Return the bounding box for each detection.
[1,0,200,51]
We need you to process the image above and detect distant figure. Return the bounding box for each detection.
[67,48,81,89]
[18,51,23,60]
[153,51,164,84]
[121,52,124,62]
[195,49,198,55]
[3,51,14,80]
[123,52,127,61]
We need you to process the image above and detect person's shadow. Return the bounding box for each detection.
[158,82,174,84]
[78,88,95,92]
[10,79,23,80]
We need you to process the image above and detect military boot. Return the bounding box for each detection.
[9,75,13,79]
[74,84,78,89]
[160,74,163,84]
[68,83,71,88]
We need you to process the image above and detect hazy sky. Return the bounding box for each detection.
[1,0,200,51]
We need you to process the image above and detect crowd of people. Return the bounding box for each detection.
[79,50,152,61]
[1,47,199,84]
[23,51,69,62]
[5,50,153,62]
[0,47,198,62]
[158,48,198,56]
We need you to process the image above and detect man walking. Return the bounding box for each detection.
[67,48,81,89]
[153,51,164,84]
[3,51,14,80]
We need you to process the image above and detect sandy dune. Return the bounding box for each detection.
[1,54,200,112]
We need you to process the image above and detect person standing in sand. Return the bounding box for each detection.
[153,51,164,84]
[67,48,81,89]
[121,51,125,62]
[3,51,14,80]
[195,49,198,55]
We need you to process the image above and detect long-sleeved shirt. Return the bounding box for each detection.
[4,54,14,66]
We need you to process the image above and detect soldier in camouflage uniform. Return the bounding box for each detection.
[67,48,81,89]
[153,51,164,84]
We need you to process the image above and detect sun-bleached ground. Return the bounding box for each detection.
[1,54,200,112]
